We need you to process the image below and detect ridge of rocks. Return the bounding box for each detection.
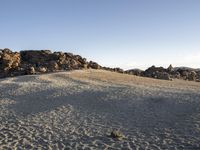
[0,48,199,82]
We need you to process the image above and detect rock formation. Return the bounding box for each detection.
[0,48,102,78]
[141,65,199,81]
[0,48,199,82]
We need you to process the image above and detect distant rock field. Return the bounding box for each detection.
[0,48,200,82]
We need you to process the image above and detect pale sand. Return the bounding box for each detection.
[0,69,200,149]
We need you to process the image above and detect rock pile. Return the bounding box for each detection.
[132,65,200,81]
[141,65,172,80]
[0,48,101,78]
[125,65,200,82]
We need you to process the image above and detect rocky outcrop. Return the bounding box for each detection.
[140,65,200,81]
[20,50,87,71]
[0,49,101,78]
[0,48,127,78]
[175,68,199,81]
[142,65,166,78]
[141,65,171,80]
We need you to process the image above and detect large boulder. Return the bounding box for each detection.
[49,61,59,71]
[174,71,181,79]
[188,71,197,81]
[180,71,189,80]
[88,61,101,69]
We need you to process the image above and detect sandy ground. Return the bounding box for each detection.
[0,69,200,150]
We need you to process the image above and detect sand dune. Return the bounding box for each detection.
[0,69,200,149]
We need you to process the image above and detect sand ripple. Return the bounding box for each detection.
[0,70,200,149]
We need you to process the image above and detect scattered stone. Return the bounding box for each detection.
[110,130,124,139]
[26,67,35,75]
[38,67,47,73]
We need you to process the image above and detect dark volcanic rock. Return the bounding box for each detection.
[126,65,199,82]
[102,67,124,74]
[188,71,197,81]
[173,72,181,79]
[113,68,124,73]
[141,65,172,80]
[155,72,171,80]
[20,50,89,71]
[88,61,101,69]
[175,68,198,80]
[125,69,143,76]
[20,50,54,64]
[143,66,167,78]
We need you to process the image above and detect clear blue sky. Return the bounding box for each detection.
[0,0,200,69]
